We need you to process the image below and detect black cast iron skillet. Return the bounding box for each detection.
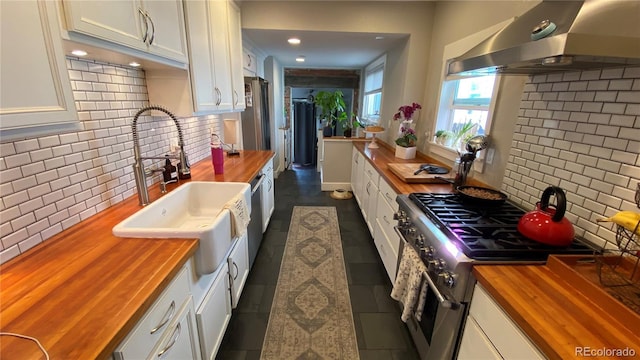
[456,185,508,206]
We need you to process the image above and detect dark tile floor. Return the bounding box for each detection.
[217,166,419,360]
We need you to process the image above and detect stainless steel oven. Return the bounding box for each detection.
[393,193,595,360]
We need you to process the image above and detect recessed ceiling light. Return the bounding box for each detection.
[71,50,88,57]
[375,36,385,40]
[295,56,305,62]
[288,37,301,45]
[129,61,141,67]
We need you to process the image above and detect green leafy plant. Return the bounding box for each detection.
[313,90,346,127]
[450,121,477,149]
[395,126,417,147]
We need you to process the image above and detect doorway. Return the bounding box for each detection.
[292,100,316,167]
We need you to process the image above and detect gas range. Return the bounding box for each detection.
[393,192,596,359]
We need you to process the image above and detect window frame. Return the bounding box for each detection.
[431,74,500,172]
[360,54,386,124]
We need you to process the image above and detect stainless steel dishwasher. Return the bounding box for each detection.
[247,173,264,269]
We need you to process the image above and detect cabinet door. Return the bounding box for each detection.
[365,180,379,234]
[183,0,216,113]
[350,147,360,198]
[150,297,202,360]
[196,263,232,360]
[261,159,275,233]
[228,233,249,308]
[353,151,365,206]
[457,316,502,360]
[208,0,233,111]
[227,1,246,110]
[1,0,77,130]
[62,0,144,50]
[140,0,188,62]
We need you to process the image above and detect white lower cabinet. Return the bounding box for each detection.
[114,267,201,360]
[351,148,365,207]
[228,233,250,309]
[261,159,275,233]
[373,181,400,283]
[458,284,544,360]
[196,261,232,360]
[149,297,202,360]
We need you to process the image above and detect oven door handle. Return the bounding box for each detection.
[394,226,459,310]
[422,271,458,309]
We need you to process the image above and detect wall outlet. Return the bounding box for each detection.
[170,138,179,152]
[485,148,495,164]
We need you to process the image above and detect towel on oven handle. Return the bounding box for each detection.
[391,245,428,322]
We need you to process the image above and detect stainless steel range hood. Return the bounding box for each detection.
[448,0,640,76]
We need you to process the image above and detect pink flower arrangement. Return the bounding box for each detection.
[393,102,422,121]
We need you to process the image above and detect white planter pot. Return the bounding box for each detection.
[395,146,416,159]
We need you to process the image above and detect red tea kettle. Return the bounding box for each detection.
[517,186,575,246]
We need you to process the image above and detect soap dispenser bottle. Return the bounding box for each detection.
[163,155,178,182]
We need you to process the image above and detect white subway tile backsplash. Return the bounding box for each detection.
[504,66,639,251]
[34,203,56,221]
[0,58,221,261]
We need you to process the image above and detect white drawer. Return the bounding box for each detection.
[376,192,399,246]
[470,284,544,360]
[363,160,379,186]
[114,266,191,360]
[378,178,398,214]
[373,218,399,283]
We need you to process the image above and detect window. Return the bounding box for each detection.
[361,55,385,123]
[434,75,497,150]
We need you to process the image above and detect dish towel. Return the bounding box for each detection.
[223,193,250,238]
[391,245,429,322]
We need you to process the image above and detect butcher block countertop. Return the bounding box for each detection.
[352,141,488,194]
[474,256,640,360]
[0,150,274,360]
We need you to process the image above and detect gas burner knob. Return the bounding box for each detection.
[440,271,457,288]
[421,245,436,259]
[406,227,417,236]
[398,218,410,228]
[428,258,446,273]
[393,210,406,221]
[416,235,425,247]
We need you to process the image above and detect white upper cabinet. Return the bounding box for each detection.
[183,0,235,114]
[228,1,246,111]
[0,0,77,131]
[62,0,188,63]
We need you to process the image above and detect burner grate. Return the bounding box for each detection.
[409,193,594,260]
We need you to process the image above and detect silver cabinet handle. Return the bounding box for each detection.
[215,87,221,106]
[247,54,252,67]
[385,192,394,202]
[150,300,175,334]
[234,89,239,106]
[138,8,149,43]
[146,11,155,45]
[366,182,371,195]
[383,215,390,225]
[232,261,239,280]
[157,323,181,357]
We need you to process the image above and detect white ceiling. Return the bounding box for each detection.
[242,29,409,68]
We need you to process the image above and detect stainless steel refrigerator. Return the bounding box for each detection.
[241,77,271,150]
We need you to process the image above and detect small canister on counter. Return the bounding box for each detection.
[211,134,224,174]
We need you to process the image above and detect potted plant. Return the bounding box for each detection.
[395,125,418,159]
[450,121,477,152]
[313,90,346,137]
[435,129,453,145]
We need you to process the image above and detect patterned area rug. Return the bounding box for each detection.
[261,206,360,359]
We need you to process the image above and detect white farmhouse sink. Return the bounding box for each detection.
[113,181,251,275]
